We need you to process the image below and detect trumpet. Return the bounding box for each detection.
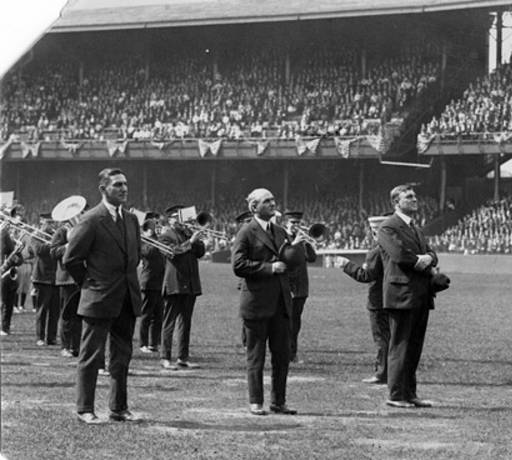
[0,211,53,243]
[294,223,328,245]
[182,212,229,241]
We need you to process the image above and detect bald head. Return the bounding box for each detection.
[246,188,276,221]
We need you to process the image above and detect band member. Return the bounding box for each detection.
[284,211,317,364]
[232,188,296,416]
[378,185,437,408]
[64,168,142,424]
[1,224,22,335]
[159,205,205,370]
[138,219,165,353]
[338,216,389,384]
[50,209,87,358]
[30,213,59,346]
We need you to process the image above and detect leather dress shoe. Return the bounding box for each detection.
[409,398,433,407]
[77,412,103,425]
[161,359,178,370]
[249,404,266,416]
[109,410,141,422]
[386,399,414,408]
[98,368,110,376]
[362,376,386,384]
[269,404,297,415]
[176,359,200,369]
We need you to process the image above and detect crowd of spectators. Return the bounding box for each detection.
[421,62,512,140]
[428,195,512,254]
[1,44,439,142]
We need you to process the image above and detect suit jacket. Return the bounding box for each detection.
[63,202,142,318]
[377,213,437,311]
[232,218,292,320]
[160,225,205,296]
[50,226,76,286]
[139,241,165,291]
[287,240,316,298]
[343,245,383,310]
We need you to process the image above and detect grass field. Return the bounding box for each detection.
[1,260,512,460]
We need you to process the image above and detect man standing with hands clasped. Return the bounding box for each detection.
[64,168,142,424]
[232,188,304,416]
[377,184,437,409]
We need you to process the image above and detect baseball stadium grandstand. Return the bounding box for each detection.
[1,0,511,256]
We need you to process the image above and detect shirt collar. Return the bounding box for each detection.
[395,210,412,226]
[254,214,270,231]
[102,198,121,220]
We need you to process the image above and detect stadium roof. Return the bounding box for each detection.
[52,0,510,32]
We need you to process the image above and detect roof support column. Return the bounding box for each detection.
[493,157,500,201]
[361,49,367,79]
[142,162,148,209]
[211,162,217,209]
[283,161,289,210]
[285,52,290,85]
[496,10,503,66]
[439,157,447,212]
[358,161,364,213]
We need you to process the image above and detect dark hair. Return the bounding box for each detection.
[98,168,124,188]
[390,184,414,205]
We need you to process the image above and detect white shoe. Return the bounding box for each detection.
[161,359,178,370]
[0,330,9,336]
[36,339,45,346]
[140,346,152,353]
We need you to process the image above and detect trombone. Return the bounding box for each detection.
[141,235,177,257]
[181,211,229,241]
[0,211,53,244]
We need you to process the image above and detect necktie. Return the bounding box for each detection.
[115,208,125,240]
[266,222,274,240]
[410,220,420,241]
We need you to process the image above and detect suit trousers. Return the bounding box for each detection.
[139,289,163,349]
[59,285,82,353]
[243,298,291,406]
[290,297,307,359]
[387,307,429,401]
[160,294,196,361]
[76,294,136,413]
[368,309,390,382]
[1,277,18,333]
[33,282,59,344]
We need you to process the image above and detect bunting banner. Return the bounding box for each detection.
[106,140,129,157]
[198,139,223,158]
[255,139,270,156]
[60,138,83,155]
[334,136,359,159]
[295,136,321,156]
[416,133,436,154]
[366,134,388,154]
[20,141,41,159]
[0,135,15,160]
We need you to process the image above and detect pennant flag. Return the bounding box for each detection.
[20,141,41,159]
[198,139,223,158]
[0,134,15,159]
[106,140,129,157]
[60,138,82,155]
[256,139,269,156]
[295,136,321,156]
[366,134,388,154]
[334,136,359,158]
[416,133,436,154]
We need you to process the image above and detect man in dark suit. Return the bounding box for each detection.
[284,211,316,364]
[138,219,165,353]
[377,184,437,408]
[159,205,205,370]
[232,188,297,416]
[64,168,142,424]
[1,224,22,336]
[338,216,389,384]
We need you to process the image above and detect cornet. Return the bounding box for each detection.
[294,223,328,245]
[181,212,229,241]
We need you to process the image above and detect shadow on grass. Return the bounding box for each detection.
[148,419,301,432]
[1,382,76,388]
[422,380,512,387]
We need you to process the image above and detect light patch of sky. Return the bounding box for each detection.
[489,11,512,72]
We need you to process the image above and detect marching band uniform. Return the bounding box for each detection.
[50,225,82,356]
[284,211,316,363]
[1,226,22,335]
[159,206,205,369]
[138,220,165,353]
[30,219,59,346]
